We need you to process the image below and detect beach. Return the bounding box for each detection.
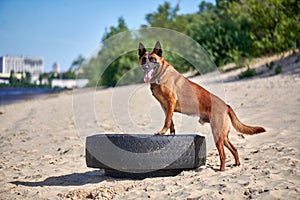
[0,52,299,199]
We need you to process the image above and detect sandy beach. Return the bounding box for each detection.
[0,52,299,199]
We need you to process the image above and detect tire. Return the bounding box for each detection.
[86,134,206,178]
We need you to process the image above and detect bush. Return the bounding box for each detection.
[275,65,282,75]
[266,61,275,70]
[239,66,256,79]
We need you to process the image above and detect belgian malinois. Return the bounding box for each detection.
[138,41,265,171]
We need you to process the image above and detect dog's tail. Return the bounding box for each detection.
[227,105,265,134]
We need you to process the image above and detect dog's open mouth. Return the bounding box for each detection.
[144,69,154,83]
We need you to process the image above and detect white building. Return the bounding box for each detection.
[0,56,44,83]
[52,62,60,73]
[51,79,88,89]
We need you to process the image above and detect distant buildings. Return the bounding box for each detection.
[0,55,89,88]
[51,79,88,88]
[52,62,60,74]
[0,55,44,83]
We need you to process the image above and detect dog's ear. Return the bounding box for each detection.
[139,43,146,58]
[153,41,162,57]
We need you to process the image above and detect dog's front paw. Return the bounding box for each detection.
[154,130,165,135]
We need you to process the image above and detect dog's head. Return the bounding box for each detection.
[138,41,164,83]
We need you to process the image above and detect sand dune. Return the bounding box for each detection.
[0,52,299,199]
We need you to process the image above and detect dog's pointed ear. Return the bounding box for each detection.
[153,41,162,57]
[139,42,146,58]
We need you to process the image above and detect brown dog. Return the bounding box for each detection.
[138,41,265,171]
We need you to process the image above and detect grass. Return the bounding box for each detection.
[266,61,275,70]
[239,66,256,79]
[275,65,282,75]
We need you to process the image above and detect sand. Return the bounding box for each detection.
[0,52,299,200]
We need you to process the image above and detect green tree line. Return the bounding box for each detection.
[80,0,299,87]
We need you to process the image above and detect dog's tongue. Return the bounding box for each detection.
[144,69,154,83]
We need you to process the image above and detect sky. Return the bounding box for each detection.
[0,0,214,72]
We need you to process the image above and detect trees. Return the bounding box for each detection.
[188,0,253,66]
[80,0,299,87]
[102,17,128,40]
[24,72,31,84]
[70,55,84,71]
[144,2,188,33]
[82,17,142,87]
[98,17,137,86]
[8,71,34,87]
[247,0,300,55]
[9,70,18,86]
[188,0,299,66]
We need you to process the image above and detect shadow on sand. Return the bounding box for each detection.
[10,170,111,187]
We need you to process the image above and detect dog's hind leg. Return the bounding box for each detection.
[224,136,240,166]
[222,115,240,166]
[211,114,230,171]
[216,135,226,171]
[211,126,226,171]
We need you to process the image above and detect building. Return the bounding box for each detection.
[0,56,44,75]
[52,62,60,74]
[0,56,44,83]
[51,79,88,89]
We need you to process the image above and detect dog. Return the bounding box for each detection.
[138,41,265,171]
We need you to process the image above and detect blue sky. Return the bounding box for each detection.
[0,0,214,72]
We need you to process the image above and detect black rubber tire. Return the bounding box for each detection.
[103,169,183,179]
[86,134,206,178]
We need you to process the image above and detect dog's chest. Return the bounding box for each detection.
[150,83,165,100]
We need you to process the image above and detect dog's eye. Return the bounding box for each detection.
[142,57,147,64]
[149,57,156,62]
